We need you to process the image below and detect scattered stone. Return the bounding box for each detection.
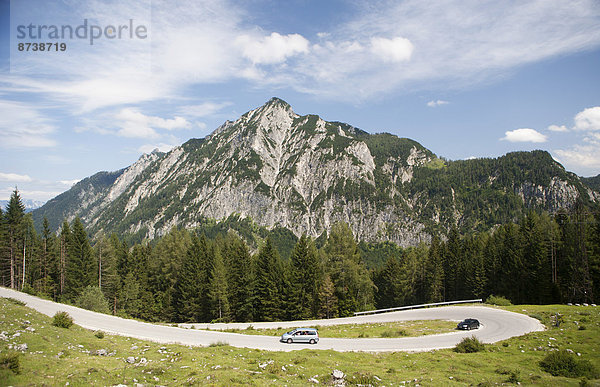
[126,356,136,364]
[95,349,108,356]
[308,376,320,384]
[374,375,382,381]
[332,369,346,386]
[139,357,147,364]
[131,345,139,350]
[577,353,581,356]
[13,332,21,338]
[259,360,274,369]
[15,343,28,352]
[566,349,574,353]
[26,327,35,332]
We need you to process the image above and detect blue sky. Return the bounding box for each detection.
[1,0,600,202]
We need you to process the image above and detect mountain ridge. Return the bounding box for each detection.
[32,98,599,245]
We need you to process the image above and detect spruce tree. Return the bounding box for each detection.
[5,188,25,289]
[324,223,374,316]
[209,248,229,321]
[65,217,95,300]
[288,235,321,319]
[223,232,254,322]
[253,238,285,321]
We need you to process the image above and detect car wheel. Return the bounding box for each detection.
[310,339,316,344]
[287,338,292,344]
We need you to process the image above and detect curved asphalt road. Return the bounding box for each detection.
[0,287,544,352]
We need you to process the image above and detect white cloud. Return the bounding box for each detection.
[237,32,310,65]
[0,173,32,182]
[1,1,599,106]
[115,108,191,139]
[427,100,449,107]
[573,106,600,131]
[555,145,600,169]
[548,124,569,132]
[60,179,80,187]
[370,36,414,63]
[501,128,548,143]
[0,100,57,148]
[178,102,232,117]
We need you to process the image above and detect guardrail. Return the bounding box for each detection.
[353,299,483,316]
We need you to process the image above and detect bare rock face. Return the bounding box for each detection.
[33,98,598,245]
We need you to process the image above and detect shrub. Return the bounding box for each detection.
[454,336,485,353]
[75,286,110,314]
[539,350,599,379]
[6,298,25,306]
[208,341,229,347]
[21,283,36,296]
[94,330,105,339]
[381,329,407,338]
[485,295,512,306]
[52,311,74,329]
[0,352,20,374]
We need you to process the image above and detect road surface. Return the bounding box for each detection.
[0,287,544,352]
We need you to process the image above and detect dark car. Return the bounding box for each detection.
[457,318,480,330]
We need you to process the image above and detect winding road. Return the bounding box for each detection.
[0,287,544,352]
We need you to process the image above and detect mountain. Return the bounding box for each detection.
[1,199,46,213]
[32,98,599,246]
[582,174,600,193]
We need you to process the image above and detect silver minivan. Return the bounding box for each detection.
[280,327,319,344]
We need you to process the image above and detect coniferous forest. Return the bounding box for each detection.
[1,188,599,323]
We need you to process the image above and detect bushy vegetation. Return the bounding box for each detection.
[539,350,599,379]
[76,286,110,314]
[0,352,20,375]
[486,295,512,306]
[52,311,74,329]
[454,336,486,353]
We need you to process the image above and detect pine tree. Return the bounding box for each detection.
[65,217,95,300]
[318,274,337,319]
[374,255,403,308]
[0,207,7,287]
[324,222,374,315]
[172,234,213,322]
[426,235,444,302]
[5,188,25,289]
[36,217,57,297]
[209,248,229,321]
[253,238,285,321]
[58,220,71,298]
[223,232,254,322]
[147,227,191,321]
[288,235,321,319]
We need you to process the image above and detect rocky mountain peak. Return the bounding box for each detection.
[32,98,599,246]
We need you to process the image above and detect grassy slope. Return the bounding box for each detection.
[204,320,457,338]
[1,298,599,386]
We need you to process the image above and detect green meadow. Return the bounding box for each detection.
[1,298,599,386]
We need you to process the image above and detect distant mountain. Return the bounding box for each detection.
[582,174,600,193]
[32,98,599,246]
[1,199,45,213]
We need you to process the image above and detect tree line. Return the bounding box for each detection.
[1,189,598,323]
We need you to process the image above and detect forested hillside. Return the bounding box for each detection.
[4,189,599,324]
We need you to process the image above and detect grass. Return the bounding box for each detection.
[1,298,599,386]
[206,319,457,338]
